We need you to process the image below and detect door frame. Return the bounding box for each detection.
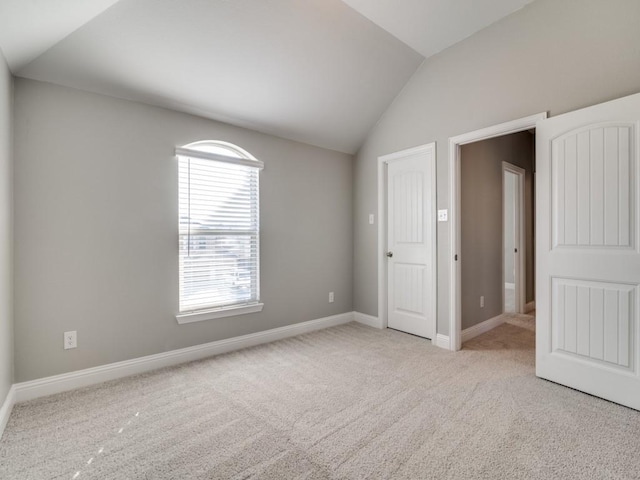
[502,161,526,314]
[448,113,546,351]
[377,142,437,342]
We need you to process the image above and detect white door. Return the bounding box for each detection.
[537,92,640,410]
[503,163,525,314]
[385,144,436,339]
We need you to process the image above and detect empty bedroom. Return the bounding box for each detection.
[1,0,640,478]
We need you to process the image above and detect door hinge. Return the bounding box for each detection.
[454,254,458,261]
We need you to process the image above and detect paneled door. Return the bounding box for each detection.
[536,92,640,410]
[385,144,436,339]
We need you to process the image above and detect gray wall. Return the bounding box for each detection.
[0,50,12,403]
[13,79,353,382]
[460,132,534,330]
[353,0,640,336]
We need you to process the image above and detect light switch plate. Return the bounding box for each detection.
[438,209,448,222]
[369,214,375,225]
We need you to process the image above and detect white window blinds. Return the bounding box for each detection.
[177,145,262,314]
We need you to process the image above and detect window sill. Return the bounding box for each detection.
[176,303,264,324]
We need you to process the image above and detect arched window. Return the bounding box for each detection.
[175,141,263,322]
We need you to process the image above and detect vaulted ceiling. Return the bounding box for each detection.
[0,0,534,154]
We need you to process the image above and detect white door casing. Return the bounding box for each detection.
[536,92,640,410]
[503,162,526,314]
[380,144,436,339]
[448,113,546,351]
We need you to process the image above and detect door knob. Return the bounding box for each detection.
[386,251,393,257]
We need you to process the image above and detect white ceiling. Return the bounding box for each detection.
[0,0,534,154]
[342,0,535,58]
[0,0,121,71]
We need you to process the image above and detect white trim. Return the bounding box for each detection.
[378,143,437,342]
[449,113,546,351]
[377,153,389,330]
[0,385,16,440]
[502,161,526,314]
[354,312,383,329]
[525,301,536,313]
[13,312,354,403]
[176,303,264,324]
[461,315,506,343]
[435,334,450,350]
[175,146,264,169]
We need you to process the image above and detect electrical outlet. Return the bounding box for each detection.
[480,296,485,308]
[329,292,335,303]
[64,331,77,350]
[438,209,448,222]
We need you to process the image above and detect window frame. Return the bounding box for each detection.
[175,141,264,324]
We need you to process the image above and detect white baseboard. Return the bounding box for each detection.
[435,334,450,350]
[525,301,535,313]
[13,312,355,404]
[0,385,16,440]
[354,312,383,329]
[461,314,506,343]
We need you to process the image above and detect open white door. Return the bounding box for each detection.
[385,144,436,339]
[537,92,640,410]
[503,162,526,314]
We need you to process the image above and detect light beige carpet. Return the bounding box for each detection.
[2,317,640,479]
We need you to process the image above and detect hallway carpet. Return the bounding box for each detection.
[2,316,639,479]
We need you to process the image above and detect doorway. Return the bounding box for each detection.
[448,113,546,351]
[503,162,525,314]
